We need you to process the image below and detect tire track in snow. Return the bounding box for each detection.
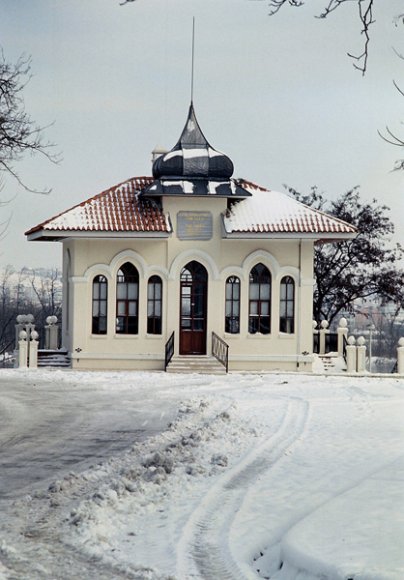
[176,398,309,579]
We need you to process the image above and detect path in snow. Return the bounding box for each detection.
[176,398,309,579]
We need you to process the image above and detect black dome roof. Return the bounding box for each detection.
[152,102,234,180]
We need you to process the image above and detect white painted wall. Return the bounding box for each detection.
[63,195,314,371]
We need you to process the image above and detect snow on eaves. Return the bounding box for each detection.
[26,177,171,236]
[225,181,358,236]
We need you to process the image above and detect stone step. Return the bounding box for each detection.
[38,349,71,368]
[166,355,227,374]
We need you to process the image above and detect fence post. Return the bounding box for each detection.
[18,331,28,368]
[346,336,356,373]
[337,317,348,357]
[356,336,366,374]
[45,315,59,350]
[398,338,404,375]
[319,320,329,355]
[29,330,39,369]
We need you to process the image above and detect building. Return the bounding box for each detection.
[26,103,357,371]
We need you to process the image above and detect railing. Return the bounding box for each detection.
[391,360,398,374]
[212,332,229,373]
[164,331,175,371]
[313,332,338,355]
[342,335,348,363]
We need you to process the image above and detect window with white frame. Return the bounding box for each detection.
[116,263,139,334]
[280,276,295,333]
[249,263,271,334]
[225,276,240,334]
[92,275,107,334]
[147,275,162,334]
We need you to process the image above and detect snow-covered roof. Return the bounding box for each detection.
[26,177,357,242]
[26,177,171,240]
[223,181,357,238]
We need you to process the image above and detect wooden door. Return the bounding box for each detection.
[180,261,207,355]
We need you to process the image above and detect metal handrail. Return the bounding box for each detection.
[212,332,229,373]
[165,331,175,371]
[342,335,348,363]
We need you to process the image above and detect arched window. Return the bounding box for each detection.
[249,263,271,334]
[225,276,240,334]
[147,275,162,334]
[92,275,107,334]
[280,276,295,334]
[116,263,139,334]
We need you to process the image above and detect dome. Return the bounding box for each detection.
[152,102,234,180]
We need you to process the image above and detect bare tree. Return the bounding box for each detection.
[0,50,59,194]
[378,80,404,170]
[265,0,375,74]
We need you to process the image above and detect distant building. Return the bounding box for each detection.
[26,103,356,371]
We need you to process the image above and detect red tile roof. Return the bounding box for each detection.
[26,176,357,241]
[26,177,171,238]
[224,181,357,237]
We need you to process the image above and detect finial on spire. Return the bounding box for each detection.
[191,17,195,103]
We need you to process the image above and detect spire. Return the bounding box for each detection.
[152,102,234,180]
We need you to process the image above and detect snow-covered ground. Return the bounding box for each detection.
[0,369,403,580]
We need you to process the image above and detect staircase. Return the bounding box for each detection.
[37,349,71,368]
[166,355,227,374]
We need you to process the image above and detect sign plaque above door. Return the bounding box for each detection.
[177,211,213,241]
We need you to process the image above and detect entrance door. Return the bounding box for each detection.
[180,261,208,355]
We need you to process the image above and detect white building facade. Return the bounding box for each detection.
[27,104,357,372]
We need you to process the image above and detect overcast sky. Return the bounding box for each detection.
[1,0,403,271]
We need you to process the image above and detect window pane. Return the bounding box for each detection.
[261,302,269,315]
[128,301,137,316]
[280,284,287,299]
[117,301,126,315]
[100,284,107,299]
[93,284,100,299]
[225,284,232,299]
[287,284,294,299]
[261,283,270,300]
[250,301,258,315]
[100,302,107,316]
[117,284,126,299]
[280,302,286,317]
[249,317,258,334]
[128,316,138,334]
[225,301,232,317]
[260,317,270,334]
[155,283,162,299]
[182,296,191,316]
[128,283,138,299]
[250,283,259,300]
[233,302,240,316]
[155,302,161,317]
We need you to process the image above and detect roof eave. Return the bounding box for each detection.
[222,230,357,240]
[26,230,171,242]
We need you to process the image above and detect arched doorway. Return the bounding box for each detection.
[180,261,208,355]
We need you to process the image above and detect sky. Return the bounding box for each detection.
[1,0,403,270]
